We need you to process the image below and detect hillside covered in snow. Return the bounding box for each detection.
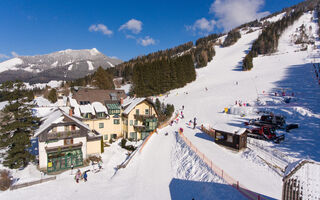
[0,48,122,83]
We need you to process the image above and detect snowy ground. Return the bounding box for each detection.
[1,11,320,200]
[0,130,245,200]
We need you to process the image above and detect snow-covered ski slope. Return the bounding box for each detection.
[158,10,320,199]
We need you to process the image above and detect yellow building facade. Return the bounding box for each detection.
[122,99,158,140]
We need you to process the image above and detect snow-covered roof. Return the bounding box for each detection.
[284,159,320,199]
[69,97,81,117]
[79,104,95,115]
[123,97,146,115]
[92,102,108,114]
[34,109,65,137]
[34,108,91,137]
[69,97,78,107]
[234,128,247,135]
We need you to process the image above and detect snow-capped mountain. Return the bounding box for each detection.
[0,48,122,83]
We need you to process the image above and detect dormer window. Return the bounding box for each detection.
[106,104,120,115]
[110,93,117,101]
[80,101,90,105]
[96,112,105,118]
[82,113,92,119]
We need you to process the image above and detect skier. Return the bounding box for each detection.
[193,117,197,129]
[170,120,173,126]
[182,105,184,110]
[188,120,192,127]
[179,127,184,135]
[98,162,102,170]
[83,171,88,182]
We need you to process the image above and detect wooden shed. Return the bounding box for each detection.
[201,125,247,150]
[282,160,320,200]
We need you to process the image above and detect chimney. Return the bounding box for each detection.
[69,108,73,117]
[120,97,123,105]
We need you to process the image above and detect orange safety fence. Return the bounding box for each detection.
[139,129,156,153]
[178,133,269,200]
[139,113,180,153]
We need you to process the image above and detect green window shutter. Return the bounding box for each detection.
[130,120,133,126]
[145,109,149,115]
[104,134,108,140]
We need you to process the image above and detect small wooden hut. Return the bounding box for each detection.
[201,125,247,150]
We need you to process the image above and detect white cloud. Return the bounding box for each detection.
[119,19,143,34]
[89,24,113,36]
[210,0,270,31]
[0,53,9,59]
[186,17,216,34]
[137,36,156,46]
[11,51,19,57]
[125,34,136,39]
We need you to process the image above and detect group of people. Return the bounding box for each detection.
[74,169,88,183]
[235,100,249,107]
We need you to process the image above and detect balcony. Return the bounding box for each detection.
[133,124,156,132]
[47,130,82,140]
[134,114,157,121]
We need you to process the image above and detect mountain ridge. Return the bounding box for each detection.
[0,48,122,83]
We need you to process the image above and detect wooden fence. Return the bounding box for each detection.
[10,176,56,190]
[178,132,270,200]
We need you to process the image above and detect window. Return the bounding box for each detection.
[227,135,233,143]
[104,134,108,140]
[99,123,104,129]
[130,120,133,126]
[114,119,120,124]
[80,101,90,105]
[96,112,105,118]
[145,109,149,115]
[71,125,76,131]
[64,138,73,145]
[130,132,137,140]
[134,120,138,126]
[136,109,139,115]
[83,113,91,119]
[112,134,117,139]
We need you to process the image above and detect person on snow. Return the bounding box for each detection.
[182,105,184,110]
[170,120,173,126]
[75,169,81,183]
[188,120,192,127]
[193,117,197,129]
[83,171,88,182]
[70,164,74,175]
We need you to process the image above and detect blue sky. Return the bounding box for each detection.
[0,0,305,61]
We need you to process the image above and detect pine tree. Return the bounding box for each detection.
[0,81,39,169]
[93,66,114,89]
[48,88,57,103]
